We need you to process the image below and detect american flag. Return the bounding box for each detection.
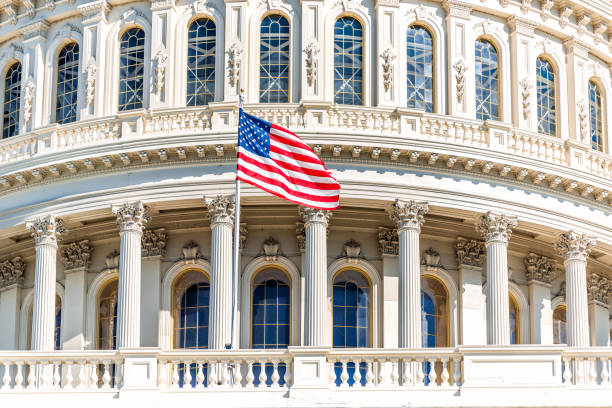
[237,109,341,210]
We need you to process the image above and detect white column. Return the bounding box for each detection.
[524,253,554,344]
[26,215,65,351]
[476,212,517,345]
[141,229,166,347]
[206,196,235,350]
[391,200,428,348]
[378,227,399,348]
[60,240,92,350]
[555,231,595,347]
[299,207,331,347]
[456,237,486,345]
[112,202,150,349]
[0,257,25,350]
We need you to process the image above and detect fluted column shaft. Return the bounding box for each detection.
[27,215,64,351]
[477,212,517,345]
[206,196,235,350]
[112,202,149,349]
[299,207,331,347]
[391,200,428,348]
[555,231,595,347]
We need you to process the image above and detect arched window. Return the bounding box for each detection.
[421,276,448,348]
[259,15,290,103]
[553,306,567,344]
[56,42,79,124]
[252,268,290,349]
[186,18,216,106]
[536,57,556,136]
[119,27,145,111]
[509,294,519,345]
[28,294,62,350]
[589,80,604,151]
[475,39,500,121]
[3,62,21,138]
[334,17,363,106]
[406,25,434,112]
[97,279,118,350]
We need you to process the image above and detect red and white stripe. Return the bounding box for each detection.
[237,123,340,210]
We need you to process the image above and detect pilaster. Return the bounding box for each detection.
[443,0,472,118]
[456,237,486,345]
[224,0,248,103]
[476,212,517,345]
[20,20,49,131]
[141,228,167,347]
[563,39,591,146]
[524,252,554,344]
[0,257,25,350]
[375,0,399,108]
[508,16,537,132]
[150,0,175,108]
[300,0,324,102]
[378,227,399,348]
[586,273,611,346]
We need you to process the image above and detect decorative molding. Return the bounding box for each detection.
[227,42,242,87]
[557,281,566,298]
[61,240,92,271]
[390,199,428,233]
[576,14,590,37]
[296,222,305,253]
[380,48,395,93]
[453,60,467,104]
[1,0,18,25]
[555,231,596,263]
[559,7,572,29]
[524,252,554,284]
[21,21,49,41]
[120,7,149,25]
[151,0,175,11]
[112,201,150,234]
[455,237,485,267]
[422,247,441,268]
[23,79,35,125]
[507,15,536,36]
[0,256,25,289]
[85,59,97,107]
[520,0,530,14]
[26,215,65,247]
[334,0,365,12]
[263,237,280,261]
[343,239,361,263]
[258,0,281,10]
[299,206,331,226]
[205,195,235,226]
[104,249,120,271]
[303,42,319,87]
[577,99,589,144]
[78,0,111,23]
[519,77,531,120]
[540,0,553,21]
[181,241,201,262]
[239,222,247,252]
[141,228,167,258]
[406,4,434,21]
[378,227,398,256]
[442,0,471,19]
[587,273,611,304]
[476,212,518,244]
[154,46,168,95]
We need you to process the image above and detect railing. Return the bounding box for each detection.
[562,348,612,386]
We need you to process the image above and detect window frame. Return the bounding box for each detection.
[2,61,21,139]
[332,15,365,106]
[117,25,147,113]
[474,37,501,122]
[55,41,81,125]
[588,79,606,153]
[405,23,436,113]
[185,16,218,107]
[171,268,211,350]
[331,267,372,348]
[96,278,119,350]
[535,55,558,137]
[421,274,450,348]
[257,12,292,104]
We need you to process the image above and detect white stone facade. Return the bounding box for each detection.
[0,0,611,406]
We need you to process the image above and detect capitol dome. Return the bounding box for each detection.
[0,0,611,406]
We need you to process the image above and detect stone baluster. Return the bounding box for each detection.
[205,195,235,350]
[390,199,428,348]
[476,212,518,345]
[299,207,331,346]
[554,231,595,347]
[111,202,150,348]
[26,215,65,351]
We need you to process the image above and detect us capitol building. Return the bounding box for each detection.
[0,0,610,406]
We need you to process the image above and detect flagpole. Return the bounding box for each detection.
[230,89,244,350]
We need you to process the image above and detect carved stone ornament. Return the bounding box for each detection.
[3,2,17,25]
[520,0,530,14]
[154,46,168,94]
[0,256,25,289]
[104,249,120,270]
[181,241,201,261]
[540,0,553,21]
[299,206,332,226]
[406,4,434,20]
[23,78,36,124]
[85,59,97,107]
[378,227,398,256]
[239,223,248,252]
[112,201,150,234]
[524,252,554,284]
[26,215,66,247]
[422,247,441,267]
[556,281,566,298]
[334,0,364,12]
[559,7,572,29]
[455,237,485,267]
[587,273,611,304]
[141,228,167,257]
[263,237,280,261]
[476,212,518,244]
[227,42,242,87]
[343,239,361,263]
[390,199,428,232]
[577,99,589,143]
[258,0,280,9]
[499,0,509,7]
[380,48,395,93]
[453,60,467,104]
[61,240,92,270]
[519,77,531,120]
[205,195,235,226]
[555,230,596,263]
[296,222,305,252]
[303,42,319,87]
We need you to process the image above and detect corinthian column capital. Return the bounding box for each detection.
[555,230,596,263]
[112,201,150,234]
[298,206,331,226]
[390,199,428,232]
[205,195,235,226]
[476,212,517,244]
[26,215,66,247]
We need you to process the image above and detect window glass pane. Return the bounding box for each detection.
[334,17,363,105]
[177,282,210,349]
[407,25,434,112]
[536,57,556,136]
[589,80,604,152]
[252,268,290,349]
[119,28,145,111]
[56,42,79,124]
[98,280,118,350]
[3,62,21,138]
[553,306,567,344]
[475,39,500,121]
[332,270,369,348]
[509,296,518,345]
[421,277,448,348]
[259,15,290,103]
[54,295,62,350]
[187,18,216,106]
